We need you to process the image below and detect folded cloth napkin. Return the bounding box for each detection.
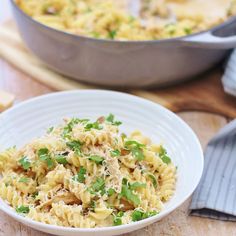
[222,50,236,97]
[189,119,236,221]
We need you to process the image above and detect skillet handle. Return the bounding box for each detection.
[180,18,236,49]
[181,30,236,49]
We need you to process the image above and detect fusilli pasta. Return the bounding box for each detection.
[0,114,176,228]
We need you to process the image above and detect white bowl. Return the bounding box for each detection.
[0,90,203,236]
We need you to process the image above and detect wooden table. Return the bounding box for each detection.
[1,3,236,236]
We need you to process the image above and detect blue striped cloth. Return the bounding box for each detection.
[189,119,236,221]
[222,50,236,97]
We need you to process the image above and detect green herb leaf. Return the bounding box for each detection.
[38,148,54,169]
[55,155,68,165]
[110,149,120,157]
[143,210,158,218]
[107,188,116,196]
[47,126,54,134]
[113,211,124,226]
[147,173,157,188]
[161,155,171,164]
[31,192,38,199]
[66,140,83,155]
[84,122,102,131]
[125,140,145,161]
[106,113,122,126]
[131,147,144,161]
[106,113,114,123]
[38,148,49,160]
[113,216,122,226]
[92,178,105,191]
[19,177,29,183]
[89,177,105,195]
[131,209,158,222]
[108,30,117,39]
[120,179,140,206]
[184,27,192,35]
[117,211,124,217]
[19,157,31,170]
[89,155,104,165]
[122,178,128,185]
[90,200,96,211]
[131,209,143,221]
[46,158,54,168]
[16,205,29,214]
[73,167,86,183]
[91,31,100,38]
[125,140,145,148]
[159,145,171,164]
[121,133,127,140]
[159,145,167,156]
[165,23,176,35]
[129,182,146,190]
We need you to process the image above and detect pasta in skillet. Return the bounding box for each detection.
[0,115,176,228]
[16,0,236,40]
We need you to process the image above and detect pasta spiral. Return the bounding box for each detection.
[28,208,64,226]
[0,183,29,208]
[74,129,113,146]
[0,147,18,172]
[67,153,100,175]
[51,202,96,228]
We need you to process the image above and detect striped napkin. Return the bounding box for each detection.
[222,50,236,97]
[189,119,236,221]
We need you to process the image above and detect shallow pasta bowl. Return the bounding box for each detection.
[0,90,203,236]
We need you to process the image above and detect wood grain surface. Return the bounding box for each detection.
[1,2,236,235]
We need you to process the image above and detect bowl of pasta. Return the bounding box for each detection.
[0,90,203,236]
[10,0,236,87]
